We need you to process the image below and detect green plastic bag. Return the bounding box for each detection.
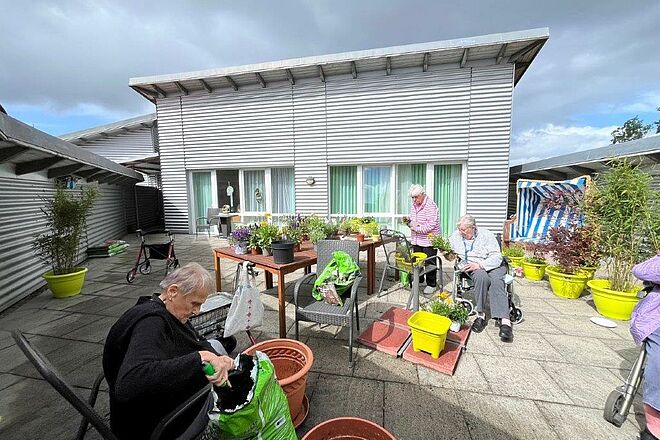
[206,352,296,439]
[312,250,361,303]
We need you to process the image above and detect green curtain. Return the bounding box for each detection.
[271,168,295,213]
[330,166,357,214]
[192,172,212,220]
[396,164,426,214]
[244,170,266,212]
[434,165,462,236]
[363,166,391,213]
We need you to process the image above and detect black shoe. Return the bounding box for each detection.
[471,317,487,333]
[641,427,659,440]
[219,336,237,354]
[499,324,513,342]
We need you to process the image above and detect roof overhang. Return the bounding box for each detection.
[130,28,549,101]
[61,113,156,144]
[509,135,660,182]
[121,155,160,175]
[0,112,143,185]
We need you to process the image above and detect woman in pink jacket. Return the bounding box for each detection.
[406,184,440,294]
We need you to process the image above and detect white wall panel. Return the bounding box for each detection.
[76,127,156,163]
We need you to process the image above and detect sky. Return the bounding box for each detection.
[1,0,659,165]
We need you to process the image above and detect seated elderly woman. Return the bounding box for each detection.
[103,262,234,440]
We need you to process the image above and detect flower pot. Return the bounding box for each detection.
[356,233,365,242]
[395,253,427,272]
[262,247,272,256]
[301,417,396,440]
[244,339,314,427]
[371,235,380,242]
[449,320,461,332]
[507,256,524,268]
[271,240,295,264]
[546,266,590,299]
[43,267,89,298]
[250,246,262,255]
[521,261,547,281]
[408,311,451,359]
[587,279,641,321]
[294,243,301,252]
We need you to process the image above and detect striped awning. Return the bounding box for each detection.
[510,176,590,243]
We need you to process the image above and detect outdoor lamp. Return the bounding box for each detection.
[305,176,316,186]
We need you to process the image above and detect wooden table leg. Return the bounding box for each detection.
[214,253,222,292]
[367,246,375,294]
[277,271,287,338]
[265,272,273,289]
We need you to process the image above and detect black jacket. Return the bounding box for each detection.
[102,295,216,439]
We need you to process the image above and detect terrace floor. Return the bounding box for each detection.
[0,233,646,439]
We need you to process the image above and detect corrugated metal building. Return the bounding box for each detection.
[129,29,549,234]
[0,111,143,312]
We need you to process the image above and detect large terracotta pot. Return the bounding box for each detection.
[302,417,396,440]
[244,339,313,426]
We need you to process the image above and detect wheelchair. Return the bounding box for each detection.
[451,257,523,325]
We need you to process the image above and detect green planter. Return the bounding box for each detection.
[587,279,640,321]
[521,261,547,281]
[43,267,89,298]
[546,266,590,299]
[581,266,599,280]
[507,256,524,268]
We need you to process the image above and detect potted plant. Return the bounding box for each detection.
[33,185,99,298]
[502,243,525,268]
[362,222,381,241]
[256,223,281,256]
[425,292,468,332]
[583,160,659,320]
[544,225,595,299]
[229,227,251,255]
[429,233,452,254]
[247,224,262,254]
[521,242,547,281]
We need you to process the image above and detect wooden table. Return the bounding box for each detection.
[213,239,382,338]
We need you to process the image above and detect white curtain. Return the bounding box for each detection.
[244,170,266,212]
[271,168,295,214]
[363,166,391,214]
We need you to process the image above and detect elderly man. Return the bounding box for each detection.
[103,262,235,439]
[407,184,441,294]
[447,214,513,342]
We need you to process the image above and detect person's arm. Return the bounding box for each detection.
[114,316,209,403]
[480,233,503,271]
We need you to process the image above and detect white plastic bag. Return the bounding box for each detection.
[223,262,264,337]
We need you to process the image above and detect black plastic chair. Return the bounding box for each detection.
[12,330,213,440]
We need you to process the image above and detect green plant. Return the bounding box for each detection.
[255,223,281,249]
[396,243,411,261]
[523,242,546,265]
[502,244,525,258]
[425,294,468,324]
[544,225,600,274]
[362,222,380,237]
[247,224,260,249]
[428,233,452,253]
[33,186,99,275]
[309,228,326,245]
[426,297,453,317]
[448,303,469,324]
[583,159,660,291]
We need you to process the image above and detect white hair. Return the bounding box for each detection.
[159,262,214,296]
[457,214,477,228]
[408,184,425,198]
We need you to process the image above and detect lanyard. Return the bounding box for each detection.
[462,238,475,262]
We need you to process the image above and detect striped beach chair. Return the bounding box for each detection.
[509,176,590,243]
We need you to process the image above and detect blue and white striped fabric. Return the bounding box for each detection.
[510,176,589,243]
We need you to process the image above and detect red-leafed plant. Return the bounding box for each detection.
[544,225,599,274]
[523,242,547,265]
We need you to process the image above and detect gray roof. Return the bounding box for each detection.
[509,134,660,181]
[60,113,156,144]
[0,112,143,184]
[130,28,548,101]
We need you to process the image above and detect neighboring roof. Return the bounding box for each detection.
[61,113,156,144]
[121,155,160,175]
[130,28,549,102]
[509,135,660,181]
[0,112,143,185]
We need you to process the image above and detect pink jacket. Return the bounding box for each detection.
[630,255,660,345]
[409,195,440,247]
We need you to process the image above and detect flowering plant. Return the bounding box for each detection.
[425,291,469,324]
[229,226,251,246]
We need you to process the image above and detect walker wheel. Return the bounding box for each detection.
[126,269,137,284]
[603,390,627,427]
[139,261,151,275]
[510,307,524,324]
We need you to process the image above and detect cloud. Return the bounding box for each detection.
[510,123,617,165]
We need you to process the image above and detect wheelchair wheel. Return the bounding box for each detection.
[603,390,627,427]
[457,298,475,316]
[510,307,524,324]
[139,261,151,275]
[126,269,137,283]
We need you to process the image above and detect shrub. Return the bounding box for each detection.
[502,244,525,258]
[544,225,599,274]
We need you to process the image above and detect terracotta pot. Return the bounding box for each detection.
[356,233,365,242]
[302,417,396,440]
[294,243,301,252]
[244,339,314,425]
[250,246,262,255]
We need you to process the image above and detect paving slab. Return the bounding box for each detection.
[465,328,503,356]
[495,330,565,362]
[543,333,632,369]
[29,312,104,338]
[352,345,419,384]
[418,352,492,393]
[547,313,623,340]
[0,308,67,332]
[518,298,562,314]
[304,336,355,376]
[513,311,563,335]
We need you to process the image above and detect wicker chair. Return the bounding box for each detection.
[293,239,362,364]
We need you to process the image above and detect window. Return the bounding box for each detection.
[243,170,266,213]
[271,168,295,214]
[363,166,391,214]
[192,172,212,220]
[396,164,426,214]
[330,166,357,214]
[434,164,462,235]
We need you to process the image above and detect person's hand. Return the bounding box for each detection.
[200,351,234,386]
[462,262,481,272]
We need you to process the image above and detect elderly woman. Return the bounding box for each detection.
[407,184,441,294]
[103,262,234,440]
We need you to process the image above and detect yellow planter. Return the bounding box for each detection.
[581,266,599,280]
[546,266,590,299]
[522,261,547,281]
[395,252,427,272]
[43,267,89,298]
[507,256,524,268]
[408,311,451,359]
[587,279,640,321]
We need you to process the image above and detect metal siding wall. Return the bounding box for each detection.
[293,83,328,215]
[76,127,155,162]
[325,68,471,164]
[0,178,129,312]
[157,97,189,232]
[466,65,514,230]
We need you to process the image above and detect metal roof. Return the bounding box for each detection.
[509,134,660,181]
[0,112,143,185]
[61,113,156,144]
[129,28,549,102]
